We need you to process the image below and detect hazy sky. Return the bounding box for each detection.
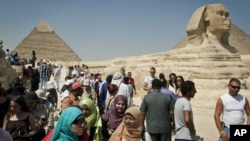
[0,0,249,61]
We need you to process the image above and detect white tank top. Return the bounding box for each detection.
[221,93,245,127]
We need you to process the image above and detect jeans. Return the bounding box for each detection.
[39,77,48,89]
[218,126,230,141]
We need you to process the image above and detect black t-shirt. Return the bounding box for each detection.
[0,98,10,128]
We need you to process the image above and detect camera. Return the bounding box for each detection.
[16,126,26,136]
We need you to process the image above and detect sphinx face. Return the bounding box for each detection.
[205,4,231,33]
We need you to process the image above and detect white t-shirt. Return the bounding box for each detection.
[144,76,158,89]
[174,97,195,140]
[117,83,131,107]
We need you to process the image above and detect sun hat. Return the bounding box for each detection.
[46,81,55,90]
[111,72,123,86]
[35,89,46,100]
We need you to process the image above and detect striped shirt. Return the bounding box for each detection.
[40,63,48,78]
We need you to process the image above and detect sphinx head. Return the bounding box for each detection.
[186,3,231,46]
[205,4,231,34]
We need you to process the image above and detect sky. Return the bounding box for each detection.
[0,0,249,61]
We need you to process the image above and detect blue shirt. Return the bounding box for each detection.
[100,81,108,106]
[161,87,177,102]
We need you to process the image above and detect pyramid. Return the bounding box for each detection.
[12,20,82,62]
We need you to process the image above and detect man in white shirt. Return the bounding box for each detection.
[143,67,158,93]
[214,78,250,141]
[111,72,131,107]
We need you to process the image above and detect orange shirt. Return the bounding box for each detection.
[61,93,80,111]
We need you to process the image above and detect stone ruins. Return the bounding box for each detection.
[0,40,18,89]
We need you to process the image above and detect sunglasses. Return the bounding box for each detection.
[72,118,85,126]
[230,84,240,90]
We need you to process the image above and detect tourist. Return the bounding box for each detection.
[3,96,37,141]
[109,107,152,141]
[214,78,250,141]
[39,59,49,89]
[102,95,128,139]
[120,68,126,77]
[89,73,96,90]
[99,74,113,114]
[174,80,197,141]
[104,84,118,112]
[168,73,177,94]
[94,73,102,106]
[61,82,83,111]
[46,81,58,109]
[25,91,47,140]
[143,67,158,93]
[175,75,185,98]
[81,79,97,104]
[53,63,62,92]
[127,71,136,95]
[79,98,102,141]
[140,79,173,141]
[35,89,54,132]
[31,51,36,68]
[27,66,39,92]
[159,73,166,82]
[66,66,74,78]
[0,128,13,141]
[5,48,11,62]
[160,78,177,102]
[0,87,10,128]
[111,72,130,107]
[78,71,85,85]
[60,79,74,99]
[123,76,133,100]
[51,107,85,141]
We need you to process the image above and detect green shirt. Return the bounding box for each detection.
[140,89,174,133]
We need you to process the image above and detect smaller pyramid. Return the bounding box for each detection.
[13,20,82,62]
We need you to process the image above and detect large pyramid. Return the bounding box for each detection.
[13,20,82,61]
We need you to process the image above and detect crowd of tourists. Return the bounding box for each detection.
[0,55,249,141]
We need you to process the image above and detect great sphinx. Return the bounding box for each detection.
[162,3,249,89]
[185,3,236,53]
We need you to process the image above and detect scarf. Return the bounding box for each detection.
[51,107,83,141]
[102,95,127,130]
[79,98,97,129]
[109,107,144,141]
[79,98,103,141]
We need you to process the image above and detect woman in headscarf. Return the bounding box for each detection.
[51,107,85,141]
[102,95,128,139]
[79,98,102,141]
[109,107,151,141]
